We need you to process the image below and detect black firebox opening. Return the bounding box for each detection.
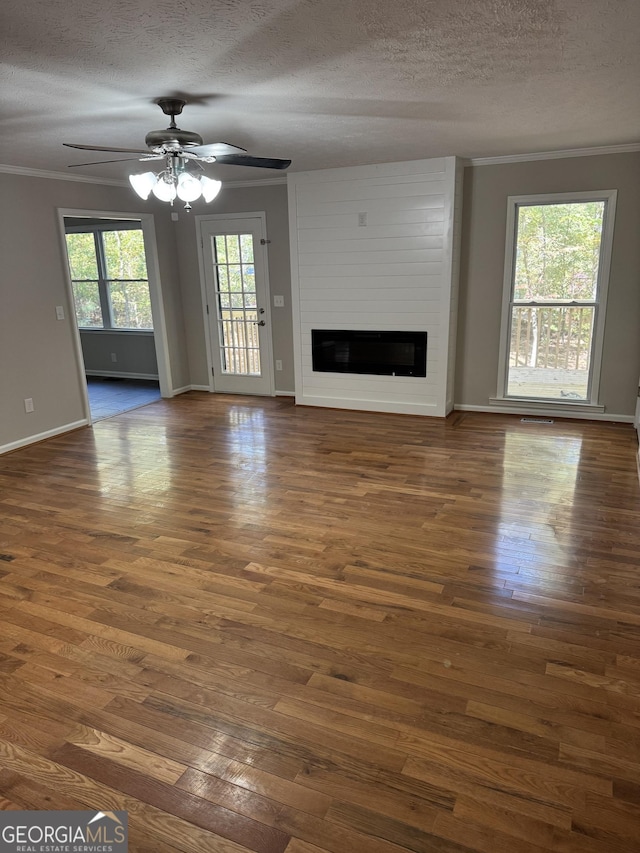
[311,330,427,377]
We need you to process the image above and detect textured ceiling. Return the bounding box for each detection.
[2,0,639,183]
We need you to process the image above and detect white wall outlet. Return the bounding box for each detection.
[24,398,34,413]
[273,295,285,307]
[358,212,367,226]
[55,305,65,320]
[275,359,283,371]
[111,352,118,362]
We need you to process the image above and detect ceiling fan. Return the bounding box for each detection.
[64,97,291,171]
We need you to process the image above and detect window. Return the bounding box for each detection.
[213,233,261,375]
[65,221,153,330]
[497,191,616,405]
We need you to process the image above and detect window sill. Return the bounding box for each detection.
[78,328,154,335]
[490,397,605,414]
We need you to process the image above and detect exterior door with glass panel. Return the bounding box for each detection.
[201,216,274,395]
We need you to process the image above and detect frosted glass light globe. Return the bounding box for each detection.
[177,172,203,202]
[152,176,177,202]
[200,176,222,203]
[129,172,157,200]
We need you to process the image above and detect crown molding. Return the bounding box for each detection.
[0,162,287,189]
[220,176,288,189]
[3,144,638,184]
[470,142,640,166]
[0,163,128,186]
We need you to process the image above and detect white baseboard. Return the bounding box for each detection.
[0,419,88,455]
[174,386,291,397]
[455,403,635,423]
[169,385,212,396]
[295,394,442,417]
[86,370,159,380]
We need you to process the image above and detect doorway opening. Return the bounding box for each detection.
[59,209,172,424]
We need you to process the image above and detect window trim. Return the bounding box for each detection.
[65,223,153,331]
[496,190,617,407]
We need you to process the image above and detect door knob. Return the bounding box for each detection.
[254,320,266,326]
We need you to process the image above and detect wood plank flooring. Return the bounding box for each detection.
[1,393,639,852]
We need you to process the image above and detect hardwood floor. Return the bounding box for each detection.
[1,393,639,852]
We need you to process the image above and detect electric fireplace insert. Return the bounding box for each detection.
[311,329,427,377]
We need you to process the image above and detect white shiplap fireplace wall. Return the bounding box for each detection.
[288,157,463,417]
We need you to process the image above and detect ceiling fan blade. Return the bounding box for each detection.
[63,143,152,155]
[215,154,291,170]
[188,142,248,157]
[67,157,146,168]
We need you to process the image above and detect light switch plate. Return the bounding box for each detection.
[273,295,285,307]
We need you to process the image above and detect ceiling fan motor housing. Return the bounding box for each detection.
[145,127,204,148]
[146,98,204,148]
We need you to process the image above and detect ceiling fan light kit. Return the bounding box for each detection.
[65,97,290,212]
[128,161,222,206]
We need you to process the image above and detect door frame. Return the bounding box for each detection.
[196,211,275,396]
[57,208,173,424]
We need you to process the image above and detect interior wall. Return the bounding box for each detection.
[80,330,158,377]
[0,171,188,451]
[456,152,640,418]
[172,182,293,392]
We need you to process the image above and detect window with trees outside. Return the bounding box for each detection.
[498,191,616,405]
[65,222,153,330]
